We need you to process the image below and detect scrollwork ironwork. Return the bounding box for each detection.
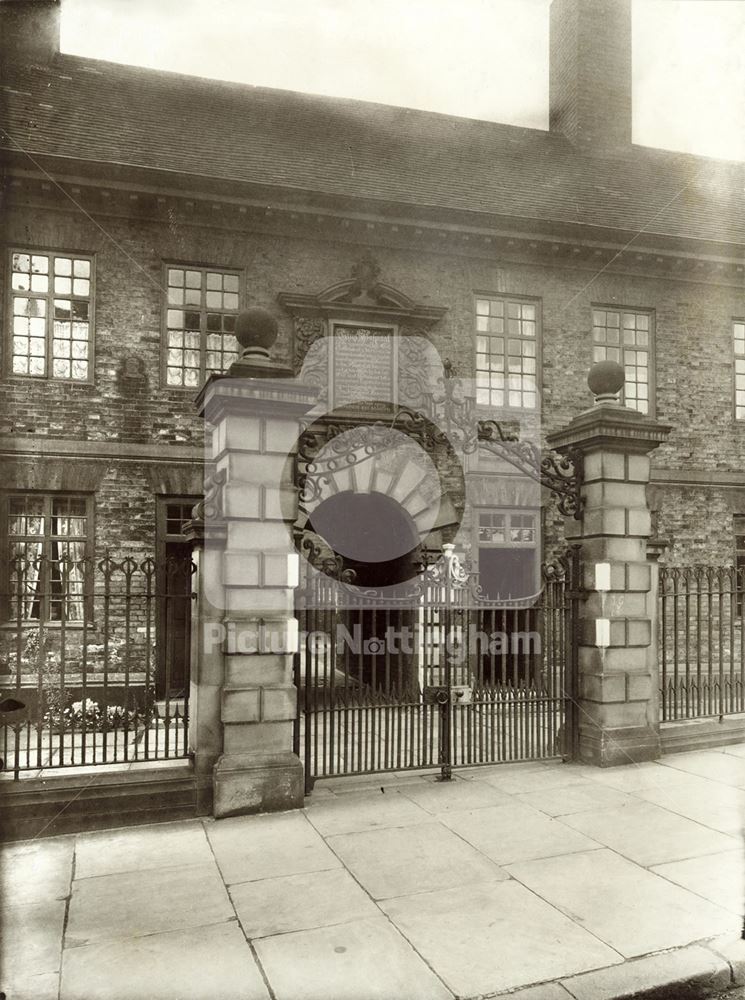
[297,532,357,583]
[476,421,583,519]
[295,356,583,524]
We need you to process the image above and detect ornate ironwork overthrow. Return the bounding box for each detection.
[476,420,584,520]
[409,358,583,518]
[296,421,416,507]
[295,359,583,519]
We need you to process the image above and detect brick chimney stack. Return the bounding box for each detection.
[0,0,61,66]
[549,0,632,155]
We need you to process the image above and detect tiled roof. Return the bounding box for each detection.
[2,52,745,248]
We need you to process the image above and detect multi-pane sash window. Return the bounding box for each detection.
[10,251,92,380]
[735,515,745,616]
[165,502,194,535]
[477,509,539,600]
[734,321,745,420]
[165,266,240,387]
[476,297,538,409]
[478,511,537,546]
[592,308,652,414]
[5,494,91,623]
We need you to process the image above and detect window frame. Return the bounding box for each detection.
[160,261,244,390]
[5,247,96,384]
[155,496,200,561]
[473,506,542,603]
[732,318,745,421]
[591,304,655,416]
[475,508,541,550]
[1,491,94,626]
[733,514,745,619]
[473,292,542,413]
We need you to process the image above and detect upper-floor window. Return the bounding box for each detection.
[164,266,241,387]
[592,308,652,414]
[733,320,745,420]
[9,250,93,381]
[475,297,538,410]
[3,493,92,623]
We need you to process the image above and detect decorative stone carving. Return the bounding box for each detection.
[344,251,383,304]
[278,253,448,371]
[118,355,146,388]
[293,316,326,370]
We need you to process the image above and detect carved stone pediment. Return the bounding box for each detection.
[278,252,448,368]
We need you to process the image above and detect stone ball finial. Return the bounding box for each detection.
[588,359,625,404]
[234,307,279,357]
[228,307,292,378]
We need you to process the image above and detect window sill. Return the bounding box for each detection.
[0,622,93,631]
[2,373,96,387]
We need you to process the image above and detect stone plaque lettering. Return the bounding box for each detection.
[331,325,396,411]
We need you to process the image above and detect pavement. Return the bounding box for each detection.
[4,748,745,1000]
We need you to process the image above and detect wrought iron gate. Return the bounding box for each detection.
[294,546,579,790]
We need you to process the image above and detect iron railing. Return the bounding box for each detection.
[0,554,194,778]
[659,564,745,721]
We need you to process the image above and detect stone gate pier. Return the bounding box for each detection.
[548,362,671,766]
[188,309,317,817]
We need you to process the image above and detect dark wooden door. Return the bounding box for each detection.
[159,541,191,696]
[156,500,196,698]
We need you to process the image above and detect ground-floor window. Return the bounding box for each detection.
[734,514,745,617]
[476,508,540,601]
[3,493,92,623]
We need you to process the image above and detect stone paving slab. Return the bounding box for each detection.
[380,878,622,996]
[560,799,740,866]
[304,786,431,835]
[206,810,341,885]
[633,772,745,835]
[327,820,507,899]
[1,898,66,983]
[650,849,745,915]
[1,971,60,1000]
[583,760,700,792]
[0,836,73,906]
[515,780,636,817]
[65,862,234,947]
[74,819,213,879]
[507,848,738,957]
[661,751,745,788]
[253,915,452,1000]
[230,866,378,938]
[397,772,515,812]
[441,800,599,864]
[476,761,591,794]
[60,921,269,1000]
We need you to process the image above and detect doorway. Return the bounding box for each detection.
[156,498,196,698]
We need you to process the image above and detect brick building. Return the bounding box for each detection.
[1,0,744,735]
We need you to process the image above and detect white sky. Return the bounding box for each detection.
[60,0,745,161]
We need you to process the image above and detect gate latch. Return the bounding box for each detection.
[423,685,472,705]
